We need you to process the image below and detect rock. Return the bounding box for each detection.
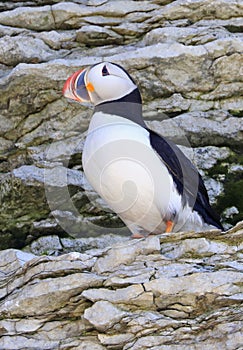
[144,270,242,317]
[0,5,55,30]
[0,35,61,66]
[28,235,63,255]
[0,249,35,277]
[82,284,154,308]
[148,112,243,148]
[222,206,240,229]
[76,25,123,46]
[204,177,224,204]
[36,30,77,50]
[0,250,104,318]
[143,26,235,46]
[159,0,242,23]
[0,164,118,249]
[98,333,134,347]
[0,170,50,249]
[60,233,129,253]
[24,233,129,255]
[0,222,242,349]
[223,206,239,219]
[193,146,231,170]
[84,300,128,332]
[93,235,161,273]
[51,1,158,31]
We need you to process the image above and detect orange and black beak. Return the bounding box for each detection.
[62,68,92,103]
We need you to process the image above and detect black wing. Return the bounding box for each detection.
[148,129,223,230]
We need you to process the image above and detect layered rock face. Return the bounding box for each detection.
[0,0,242,249]
[0,222,242,349]
[0,2,243,348]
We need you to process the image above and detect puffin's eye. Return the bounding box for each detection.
[102,65,110,76]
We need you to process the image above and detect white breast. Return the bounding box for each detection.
[82,112,181,235]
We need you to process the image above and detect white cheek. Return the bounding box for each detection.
[92,75,136,101]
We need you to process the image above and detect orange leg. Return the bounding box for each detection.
[131,232,145,239]
[165,220,174,233]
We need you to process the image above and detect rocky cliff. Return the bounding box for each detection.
[0,222,242,349]
[0,0,242,250]
[0,1,243,348]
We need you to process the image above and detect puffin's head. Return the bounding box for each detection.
[62,62,137,106]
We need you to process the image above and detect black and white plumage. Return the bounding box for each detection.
[63,61,223,237]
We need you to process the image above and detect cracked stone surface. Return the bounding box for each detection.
[0,222,242,349]
[0,1,242,248]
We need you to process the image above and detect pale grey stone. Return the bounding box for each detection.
[0,336,59,350]
[29,235,62,255]
[93,236,160,273]
[196,16,243,29]
[76,25,123,45]
[82,284,154,308]
[161,237,237,260]
[104,268,154,287]
[144,270,243,311]
[193,146,231,170]
[187,113,241,146]
[0,23,26,36]
[84,300,127,331]
[26,133,86,166]
[61,234,129,253]
[144,94,191,119]
[71,341,105,350]
[98,333,134,346]
[149,112,243,148]
[223,206,239,219]
[0,35,59,66]
[148,119,192,146]
[0,6,55,30]
[36,30,77,50]
[204,177,224,204]
[143,26,233,46]
[0,249,36,275]
[52,1,157,30]
[13,164,86,188]
[229,164,243,173]
[0,271,104,317]
[160,0,242,23]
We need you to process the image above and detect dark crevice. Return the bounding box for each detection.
[163,111,187,119]
[224,25,243,33]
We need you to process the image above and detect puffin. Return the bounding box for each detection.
[63,61,223,237]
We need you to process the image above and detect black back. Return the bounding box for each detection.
[149,129,224,230]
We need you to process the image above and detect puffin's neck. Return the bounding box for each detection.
[94,88,146,128]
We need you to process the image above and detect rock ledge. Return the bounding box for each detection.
[0,222,242,350]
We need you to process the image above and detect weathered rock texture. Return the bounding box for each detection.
[0,222,242,349]
[0,0,242,249]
